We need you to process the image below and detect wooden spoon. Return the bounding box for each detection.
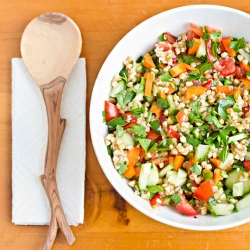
[20,12,82,250]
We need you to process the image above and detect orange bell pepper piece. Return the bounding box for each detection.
[173,155,185,171]
[159,89,166,98]
[241,78,250,90]
[170,62,187,77]
[210,158,222,168]
[188,38,201,55]
[229,88,241,100]
[213,169,223,185]
[124,147,141,179]
[239,61,250,72]
[142,53,155,69]
[168,156,175,163]
[193,180,214,201]
[184,63,200,73]
[144,72,155,97]
[168,83,177,94]
[175,110,188,123]
[222,37,236,57]
[150,101,162,119]
[134,166,141,179]
[184,86,207,100]
[214,85,232,94]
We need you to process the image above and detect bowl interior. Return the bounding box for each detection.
[90,5,250,230]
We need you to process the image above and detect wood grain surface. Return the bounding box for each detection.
[1,0,250,249]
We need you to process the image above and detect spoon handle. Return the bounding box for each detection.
[40,77,75,250]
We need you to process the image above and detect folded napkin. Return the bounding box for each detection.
[12,58,86,226]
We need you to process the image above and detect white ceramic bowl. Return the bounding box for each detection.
[90,5,250,230]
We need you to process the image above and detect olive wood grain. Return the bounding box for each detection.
[39,77,74,250]
[20,12,82,250]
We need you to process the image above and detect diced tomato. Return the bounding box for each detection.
[243,160,250,171]
[146,129,161,141]
[176,110,188,123]
[190,23,204,37]
[158,43,170,52]
[175,194,198,216]
[192,80,201,86]
[159,114,167,125]
[187,30,199,41]
[172,57,177,65]
[193,180,214,202]
[235,65,246,79]
[190,180,199,187]
[163,32,177,44]
[104,101,120,122]
[150,193,164,208]
[206,38,217,62]
[202,79,213,89]
[220,42,226,53]
[219,57,236,76]
[122,112,137,130]
[166,126,180,139]
[242,106,250,114]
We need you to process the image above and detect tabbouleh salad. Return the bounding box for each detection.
[103,23,250,216]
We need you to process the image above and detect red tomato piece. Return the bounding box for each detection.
[193,180,214,202]
[159,114,167,125]
[158,43,170,52]
[243,160,250,171]
[146,129,161,141]
[166,126,180,139]
[219,57,236,76]
[190,23,204,37]
[242,106,250,114]
[187,30,199,41]
[104,101,120,122]
[206,38,217,62]
[235,65,246,79]
[163,32,177,44]
[202,79,213,89]
[122,112,137,130]
[192,80,202,86]
[175,194,198,216]
[150,193,164,208]
[220,42,226,53]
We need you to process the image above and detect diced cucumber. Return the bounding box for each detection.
[245,152,250,160]
[195,144,210,162]
[196,38,206,58]
[228,133,247,143]
[177,168,188,179]
[133,93,144,102]
[236,193,250,211]
[218,153,234,171]
[214,187,224,200]
[233,182,243,197]
[167,94,176,112]
[192,128,201,140]
[153,84,159,96]
[209,203,234,216]
[166,170,176,177]
[120,133,134,147]
[147,164,159,186]
[159,162,174,177]
[168,172,187,186]
[109,80,126,97]
[138,163,151,190]
[239,48,250,62]
[145,95,155,103]
[243,179,250,195]
[225,169,245,190]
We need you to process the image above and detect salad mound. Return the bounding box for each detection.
[103,23,250,216]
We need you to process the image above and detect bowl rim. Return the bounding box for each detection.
[90,4,250,230]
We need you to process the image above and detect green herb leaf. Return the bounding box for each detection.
[136,56,143,63]
[138,138,151,153]
[102,110,106,123]
[185,134,200,147]
[161,71,173,82]
[107,117,127,130]
[148,185,164,194]
[124,90,136,105]
[169,109,179,122]
[208,196,217,206]
[119,67,128,83]
[218,144,228,162]
[190,164,201,175]
[116,125,125,137]
[117,163,128,175]
[182,54,205,64]
[210,32,222,42]
[148,143,158,153]
[188,112,203,124]
[128,124,147,138]
[159,33,164,41]
[128,107,143,117]
[171,193,181,205]
[115,90,126,106]
[190,101,201,115]
[187,70,200,81]
[186,40,195,48]
[218,105,228,120]
[149,120,160,132]
[156,95,169,109]
[196,61,216,75]
[204,171,213,180]
[107,145,113,157]
[230,37,246,52]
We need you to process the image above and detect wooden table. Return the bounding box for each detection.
[1,0,250,249]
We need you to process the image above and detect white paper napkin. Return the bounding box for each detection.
[12,58,86,226]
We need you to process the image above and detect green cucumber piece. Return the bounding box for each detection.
[209,203,234,216]
[228,133,247,143]
[168,172,187,186]
[166,170,176,177]
[239,48,250,62]
[136,62,145,73]
[225,169,246,190]
[196,38,206,58]
[195,144,210,162]
[120,133,134,147]
[147,164,159,186]
[152,84,159,96]
[245,152,250,160]
[192,128,201,140]
[138,163,151,190]
[236,193,250,211]
[145,95,155,103]
[133,93,144,102]
[167,94,176,112]
[243,179,250,195]
[159,162,174,177]
[233,182,243,197]
[218,153,234,171]
[177,168,188,179]
[109,80,126,97]
[214,187,224,200]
